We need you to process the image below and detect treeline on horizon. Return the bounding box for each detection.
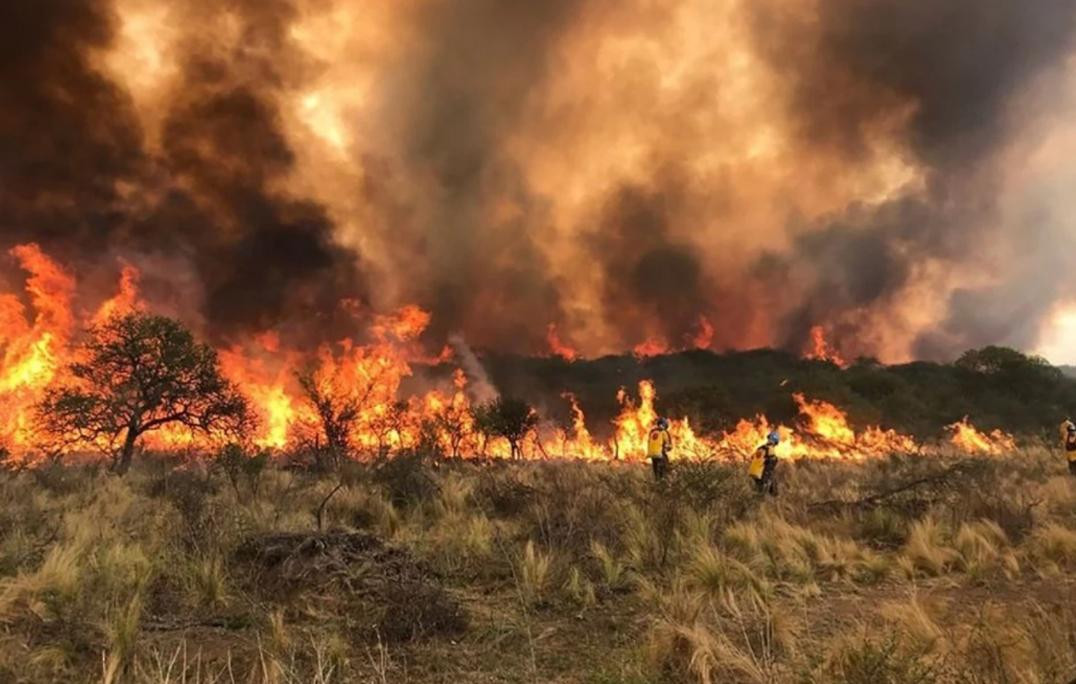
[407,346,1076,443]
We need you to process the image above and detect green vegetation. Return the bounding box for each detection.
[460,345,1076,440]
[0,450,1071,682]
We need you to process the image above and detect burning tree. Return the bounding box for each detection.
[297,370,362,469]
[473,397,538,460]
[37,314,252,474]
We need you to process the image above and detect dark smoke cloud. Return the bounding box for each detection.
[0,0,144,251]
[0,0,367,342]
[752,0,1076,360]
[3,0,1076,361]
[368,0,584,352]
[588,181,710,348]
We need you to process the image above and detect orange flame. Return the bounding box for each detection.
[633,338,668,358]
[805,325,848,368]
[692,316,715,350]
[547,323,578,361]
[0,244,1023,465]
[947,418,1016,455]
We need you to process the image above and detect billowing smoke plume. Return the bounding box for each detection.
[2,0,1075,361]
[753,0,1076,360]
[0,0,368,343]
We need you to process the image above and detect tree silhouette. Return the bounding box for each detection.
[38,314,251,474]
[473,397,538,460]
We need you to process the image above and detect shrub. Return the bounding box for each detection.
[145,469,220,551]
[474,468,537,517]
[377,581,468,643]
[371,451,439,509]
[855,507,910,549]
[216,443,270,499]
[824,633,940,684]
[517,540,554,607]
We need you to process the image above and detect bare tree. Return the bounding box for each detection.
[437,400,471,459]
[37,314,252,474]
[296,362,390,468]
[370,400,410,456]
[297,371,359,470]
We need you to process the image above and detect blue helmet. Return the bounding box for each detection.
[767,430,780,446]
[657,417,670,430]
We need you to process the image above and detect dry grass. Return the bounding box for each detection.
[0,448,1069,682]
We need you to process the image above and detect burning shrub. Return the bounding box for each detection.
[296,369,360,470]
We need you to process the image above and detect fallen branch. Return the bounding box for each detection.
[142,615,249,632]
[808,461,978,513]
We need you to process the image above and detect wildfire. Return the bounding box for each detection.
[0,244,1025,465]
[805,325,848,368]
[547,323,578,361]
[947,418,1017,455]
[633,338,669,358]
[692,316,715,350]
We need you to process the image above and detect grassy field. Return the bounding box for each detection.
[0,450,1073,683]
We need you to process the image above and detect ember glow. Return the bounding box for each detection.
[0,245,1021,463]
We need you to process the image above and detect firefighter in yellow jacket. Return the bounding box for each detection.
[1061,419,1076,476]
[647,417,673,480]
[749,431,781,496]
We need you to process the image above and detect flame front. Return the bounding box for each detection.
[0,245,1019,464]
[805,326,849,368]
[947,418,1017,455]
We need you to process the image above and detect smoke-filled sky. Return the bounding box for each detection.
[3,0,1076,362]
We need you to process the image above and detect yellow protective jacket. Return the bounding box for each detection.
[749,444,776,480]
[647,428,672,458]
[1063,421,1076,461]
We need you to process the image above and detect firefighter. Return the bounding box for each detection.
[749,430,781,496]
[647,417,673,480]
[1062,419,1076,476]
